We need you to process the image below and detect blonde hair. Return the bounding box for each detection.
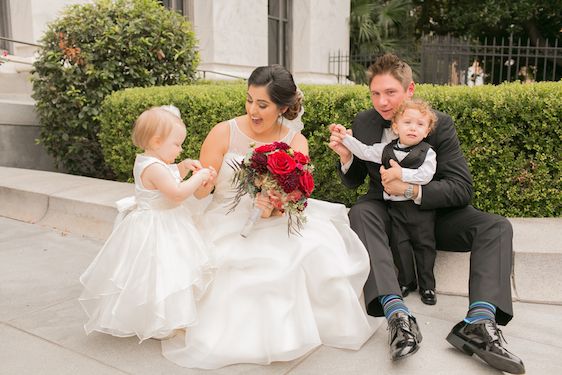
[132,107,185,150]
[367,53,413,90]
[392,99,437,133]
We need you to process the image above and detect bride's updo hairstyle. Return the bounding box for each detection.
[248,64,302,120]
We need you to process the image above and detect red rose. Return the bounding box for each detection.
[267,150,296,175]
[293,151,309,165]
[273,141,290,151]
[255,144,277,153]
[299,170,314,197]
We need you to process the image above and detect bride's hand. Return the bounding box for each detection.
[255,194,274,218]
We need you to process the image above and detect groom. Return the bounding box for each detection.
[328,53,525,374]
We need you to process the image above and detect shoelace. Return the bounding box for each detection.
[484,320,508,345]
[387,316,413,343]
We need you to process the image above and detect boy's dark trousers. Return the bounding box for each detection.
[388,200,436,291]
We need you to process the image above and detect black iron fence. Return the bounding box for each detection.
[329,34,562,85]
[328,50,377,84]
[420,34,561,85]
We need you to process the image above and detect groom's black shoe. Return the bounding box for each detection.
[400,281,417,297]
[446,320,525,374]
[388,312,422,360]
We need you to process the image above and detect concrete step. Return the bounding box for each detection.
[0,71,33,95]
[0,166,561,305]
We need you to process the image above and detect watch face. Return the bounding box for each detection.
[404,185,413,199]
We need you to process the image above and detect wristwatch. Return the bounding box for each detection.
[404,184,414,199]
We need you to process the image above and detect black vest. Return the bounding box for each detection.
[381,139,431,169]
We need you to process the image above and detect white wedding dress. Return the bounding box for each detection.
[162,119,375,369]
[79,155,214,342]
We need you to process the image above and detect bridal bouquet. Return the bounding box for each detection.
[229,141,314,237]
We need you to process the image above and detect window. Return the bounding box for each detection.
[158,0,194,22]
[268,0,291,68]
[0,0,11,53]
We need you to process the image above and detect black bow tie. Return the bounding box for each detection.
[383,120,392,129]
[393,143,414,152]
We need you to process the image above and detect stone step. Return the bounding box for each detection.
[0,166,560,304]
[0,71,33,95]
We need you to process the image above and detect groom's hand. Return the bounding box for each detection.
[328,124,352,164]
[380,159,402,184]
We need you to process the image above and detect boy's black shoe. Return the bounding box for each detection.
[400,281,417,297]
[420,289,437,305]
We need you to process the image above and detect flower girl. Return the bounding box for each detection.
[79,106,215,342]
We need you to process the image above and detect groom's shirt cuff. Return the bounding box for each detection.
[340,156,354,174]
[414,186,422,205]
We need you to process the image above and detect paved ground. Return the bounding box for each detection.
[1,216,561,375]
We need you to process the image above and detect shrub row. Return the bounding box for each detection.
[99,82,561,217]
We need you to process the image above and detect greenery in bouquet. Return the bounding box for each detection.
[229,142,315,235]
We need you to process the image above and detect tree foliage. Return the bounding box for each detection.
[349,0,418,83]
[32,0,199,178]
[413,0,561,44]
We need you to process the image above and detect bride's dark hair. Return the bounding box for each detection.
[248,65,302,120]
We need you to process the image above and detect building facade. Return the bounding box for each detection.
[1,0,350,83]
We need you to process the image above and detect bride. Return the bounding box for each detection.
[162,65,375,369]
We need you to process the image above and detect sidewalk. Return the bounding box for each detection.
[1,167,561,374]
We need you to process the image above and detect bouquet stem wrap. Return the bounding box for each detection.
[240,206,263,238]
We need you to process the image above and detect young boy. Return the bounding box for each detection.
[336,99,438,306]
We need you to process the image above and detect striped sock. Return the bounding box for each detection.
[379,294,410,320]
[464,301,496,324]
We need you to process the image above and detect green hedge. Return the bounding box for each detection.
[99,82,561,217]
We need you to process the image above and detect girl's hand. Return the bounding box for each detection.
[181,158,203,173]
[202,166,217,187]
[194,168,212,184]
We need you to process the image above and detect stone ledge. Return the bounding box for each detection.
[0,167,133,239]
[0,166,560,304]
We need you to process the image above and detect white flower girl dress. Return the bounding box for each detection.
[79,154,213,341]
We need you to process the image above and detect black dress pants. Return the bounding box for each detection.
[349,200,513,325]
[388,201,436,290]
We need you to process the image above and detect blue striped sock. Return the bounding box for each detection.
[464,301,496,324]
[379,294,410,320]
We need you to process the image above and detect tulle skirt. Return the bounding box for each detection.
[79,204,213,342]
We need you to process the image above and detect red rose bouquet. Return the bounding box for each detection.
[229,141,314,237]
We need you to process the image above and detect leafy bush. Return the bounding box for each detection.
[99,81,561,217]
[32,0,199,178]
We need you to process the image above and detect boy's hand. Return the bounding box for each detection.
[328,123,352,163]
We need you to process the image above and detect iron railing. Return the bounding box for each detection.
[420,34,561,85]
[329,34,561,85]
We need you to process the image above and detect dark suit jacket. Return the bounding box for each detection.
[338,108,473,211]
